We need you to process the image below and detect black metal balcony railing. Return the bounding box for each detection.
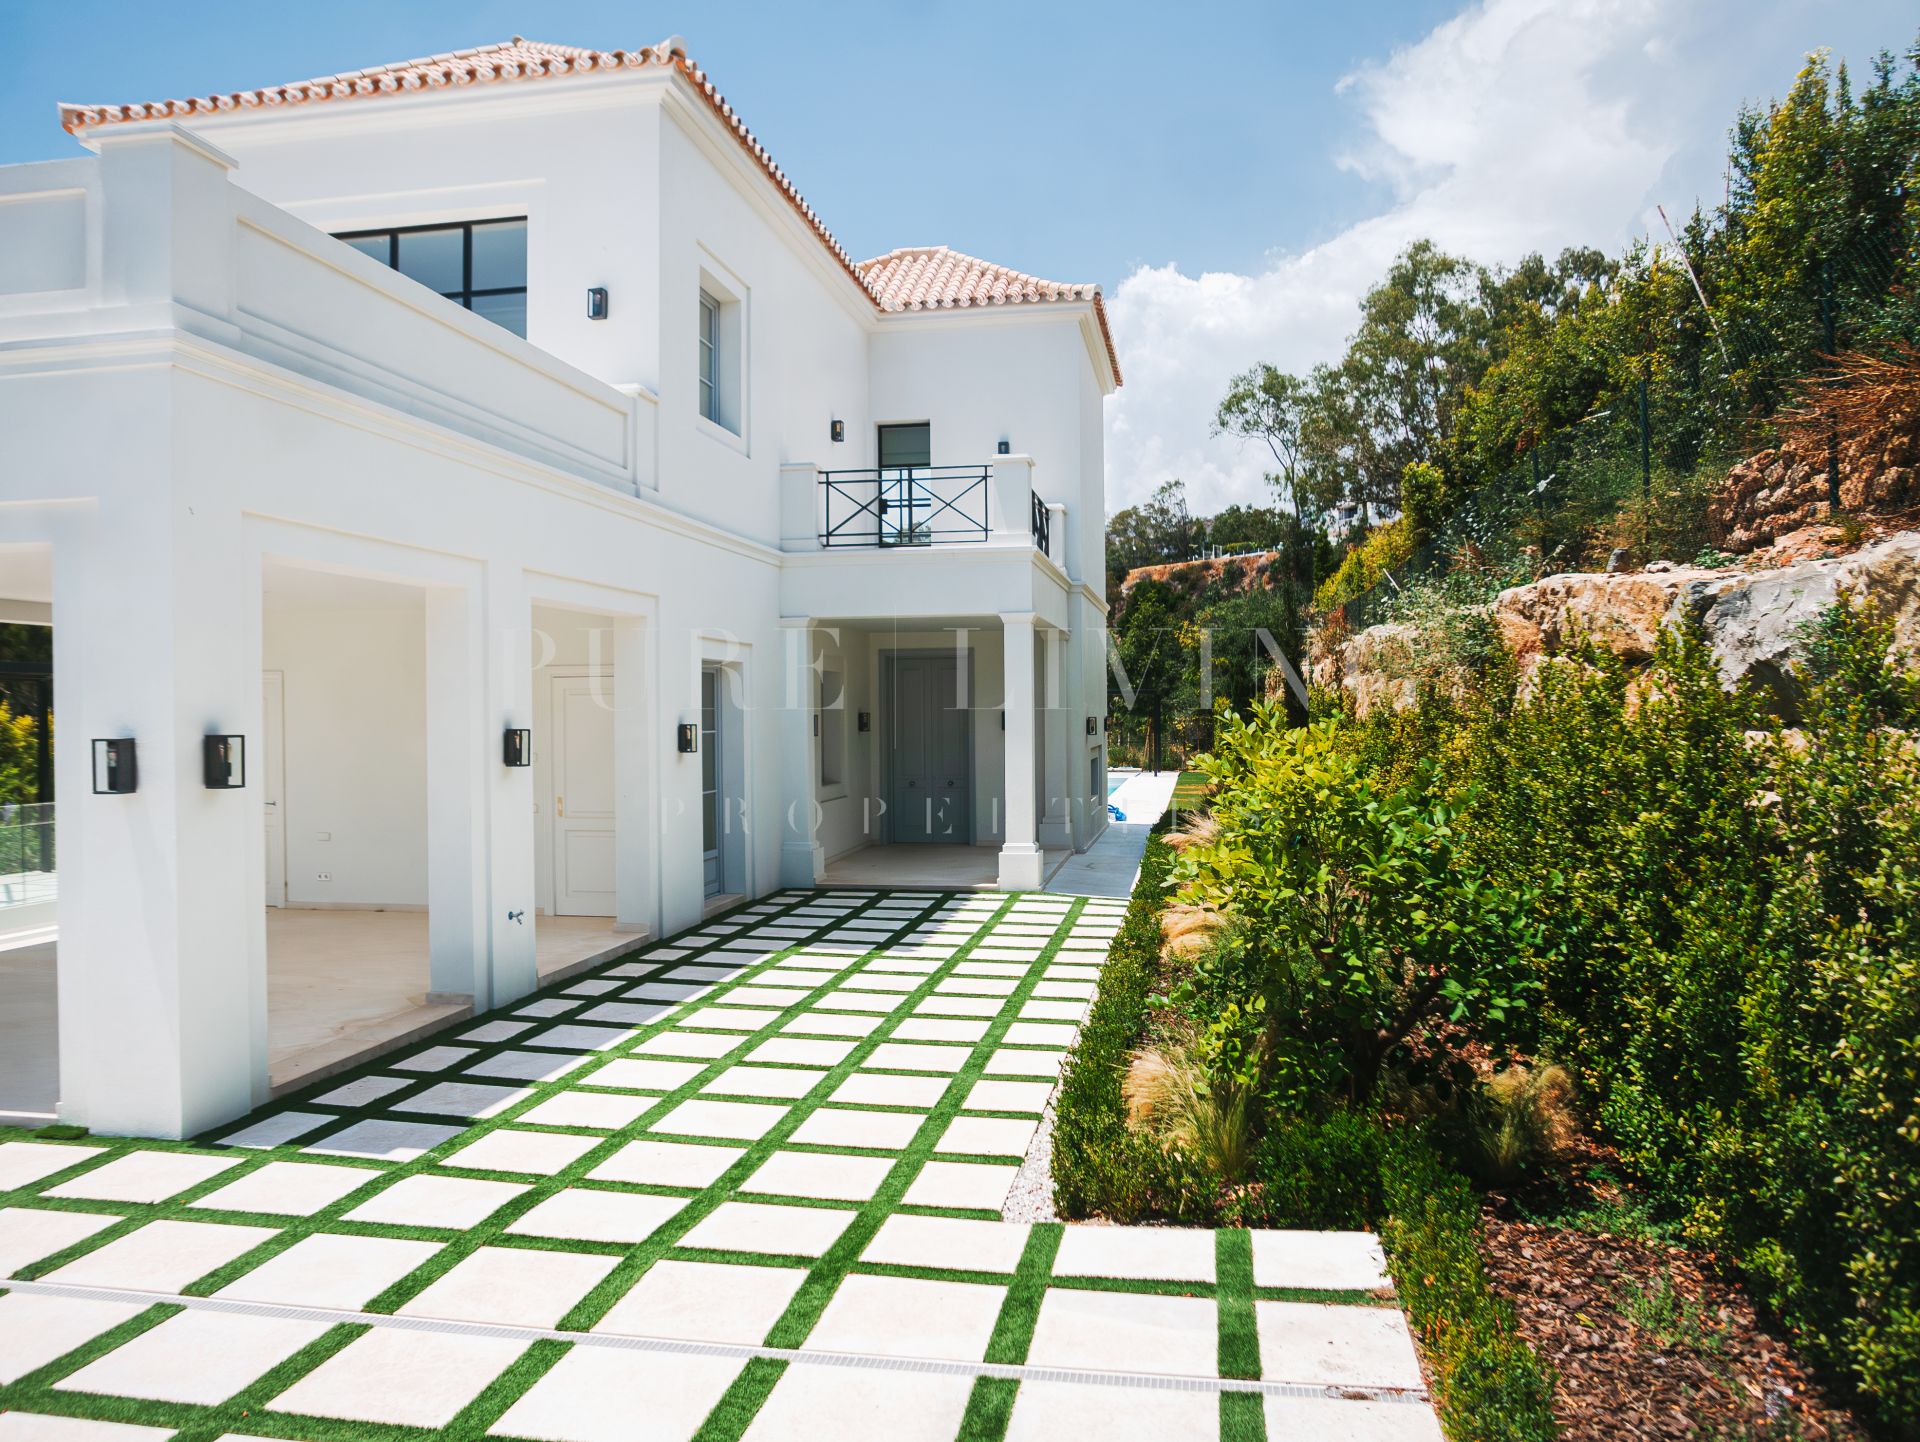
[819,466,989,547]
[1030,491,1051,554]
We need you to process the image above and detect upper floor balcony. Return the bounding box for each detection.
[780,456,1069,573]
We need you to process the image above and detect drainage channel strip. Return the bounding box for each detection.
[0,1276,1433,1406]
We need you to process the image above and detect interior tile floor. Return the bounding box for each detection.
[819,845,1070,890]
[0,912,638,1117]
[0,884,1441,1442]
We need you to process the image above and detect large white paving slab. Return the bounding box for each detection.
[0,1208,122,1277]
[677,1201,855,1258]
[741,1361,975,1442]
[861,1215,1029,1273]
[47,1219,278,1292]
[1004,1379,1221,1442]
[398,1245,620,1328]
[594,1258,807,1345]
[45,1151,240,1204]
[491,1344,744,1442]
[505,1188,686,1244]
[190,1160,380,1217]
[801,1274,1004,1362]
[743,1150,894,1202]
[442,1128,604,1176]
[1250,1229,1393,1292]
[787,1107,923,1150]
[305,1118,463,1163]
[900,1160,1019,1211]
[269,1326,527,1428]
[216,1232,440,1309]
[1052,1224,1217,1283]
[1254,1300,1426,1389]
[56,1308,329,1405]
[0,1293,147,1384]
[650,1098,789,1141]
[589,1138,745,1189]
[345,1174,529,1229]
[0,1142,106,1192]
[1025,1288,1220,1378]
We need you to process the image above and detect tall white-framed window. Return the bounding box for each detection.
[697,289,721,424]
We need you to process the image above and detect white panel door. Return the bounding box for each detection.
[262,670,286,908]
[551,674,616,916]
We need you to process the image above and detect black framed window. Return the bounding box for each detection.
[335,219,528,338]
[878,422,931,469]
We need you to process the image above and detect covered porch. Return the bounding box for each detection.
[779,610,1096,893]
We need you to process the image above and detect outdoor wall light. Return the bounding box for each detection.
[997,439,1012,455]
[677,722,699,754]
[91,738,137,795]
[830,419,845,443]
[503,728,532,767]
[1086,716,1100,736]
[586,287,609,320]
[203,735,245,789]
[857,711,871,732]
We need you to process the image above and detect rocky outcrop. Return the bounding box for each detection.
[1678,532,1920,708]
[1708,413,1920,553]
[1493,568,1714,671]
[1321,532,1920,718]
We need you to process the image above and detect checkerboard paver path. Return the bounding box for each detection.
[0,889,1442,1441]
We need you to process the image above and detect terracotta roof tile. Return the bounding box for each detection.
[60,38,1119,386]
[858,246,1119,382]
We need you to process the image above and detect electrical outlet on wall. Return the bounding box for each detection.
[315,872,332,882]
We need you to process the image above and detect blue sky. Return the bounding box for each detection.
[4,1,1915,512]
[0,0,1458,288]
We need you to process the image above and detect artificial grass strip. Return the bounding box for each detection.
[1220,1389,1268,1442]
[1215,1227,1261,1381]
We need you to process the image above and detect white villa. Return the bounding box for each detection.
[0,37,1119,1140]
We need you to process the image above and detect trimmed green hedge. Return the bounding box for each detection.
[1382,1133,1560,1442]
[1051,829,1221,1223]
[1051,806,1560,1441]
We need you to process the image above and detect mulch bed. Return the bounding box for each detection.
[1479,1207,1865,1441]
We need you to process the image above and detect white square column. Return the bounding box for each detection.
[779,619,824,887]
[424,585,489,1005]
[1038,627,1072,850]
[612,615,659,937]
[484,565,538,1005]
[52,474,260,1139]
[998,612,1045,890]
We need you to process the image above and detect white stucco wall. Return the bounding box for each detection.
[263,603,428,908]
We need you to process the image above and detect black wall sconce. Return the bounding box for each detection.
[857,711,871,733]
[1086,716,1100,736]
[203,735,246,789]
[586,287,609,320]
[997,439,1012,455]
[830,419,845,443]
[92,738,137,795]
[677,722,699,754]
[503,728,532,767]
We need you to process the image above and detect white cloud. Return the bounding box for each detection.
[1103,0,1911,516]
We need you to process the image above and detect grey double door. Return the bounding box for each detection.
[888,655,971,843]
